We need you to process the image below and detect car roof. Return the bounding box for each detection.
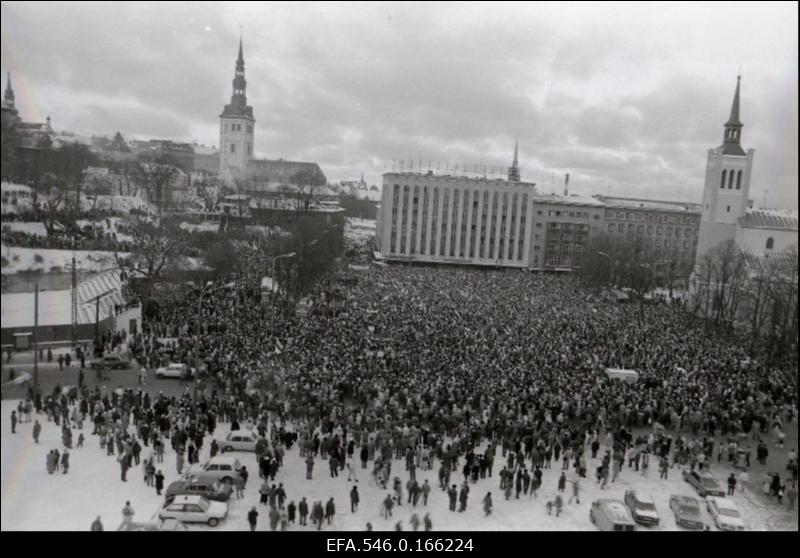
[708,496,737,508]
[169,495,206,504]
[671,495,698,505]
[596,499,633,520]
[209,456,241,465]
[631,492,655,503]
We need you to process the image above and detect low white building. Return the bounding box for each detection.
[735,208,798,256]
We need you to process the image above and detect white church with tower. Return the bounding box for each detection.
[695,76,797,263]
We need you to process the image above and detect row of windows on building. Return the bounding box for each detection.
[720,169,744,190]
[542,208,601,220]
[603,209,698,225]
[607,222,698,237]
[224,122,253,134]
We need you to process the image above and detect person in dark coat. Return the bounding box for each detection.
[287,500,297,523]
[33,420,41,443]
[247,507,258,531]
[448,485,457,511]
[298,497,309,525]
[350,485,360,512]
[482,492,492,515]
[325,497,336,525]
[10,411,17,434]
[155,470,165,495]
[458,483,469,512]
[61,450,70,474]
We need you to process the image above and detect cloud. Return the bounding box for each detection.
[0,1,796,209]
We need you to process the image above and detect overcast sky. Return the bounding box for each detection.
[1,1,797,207]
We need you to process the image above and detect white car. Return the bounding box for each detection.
[158,494,228,527]
[217,431,259,453]
[155,363,192,379]
[184,456,243,485]
[706,496,746,531]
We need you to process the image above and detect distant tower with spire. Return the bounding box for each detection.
[508,139,520,182]
[4,72,15,109]
[219,35,255,183]
[696,75,755,262]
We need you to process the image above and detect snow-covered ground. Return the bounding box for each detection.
[1,246,124,274]
[2,399,795,532]
[80,195,157,215]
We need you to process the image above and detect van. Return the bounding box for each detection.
[590,499,637,531]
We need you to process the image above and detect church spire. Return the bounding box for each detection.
[508,138,520,182]
[722,75,745,156]
[231,34,247,106]
[4,72,14,108]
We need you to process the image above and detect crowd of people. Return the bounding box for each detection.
[7,265,799,529]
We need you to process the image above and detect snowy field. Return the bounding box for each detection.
[2,399,796,532]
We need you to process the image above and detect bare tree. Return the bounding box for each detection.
[135,152,180,214]
[113,214,187,298]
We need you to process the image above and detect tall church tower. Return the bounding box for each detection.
[695,76,755,261]
[219,37,255,183]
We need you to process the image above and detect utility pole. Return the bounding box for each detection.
[33,284,39,398]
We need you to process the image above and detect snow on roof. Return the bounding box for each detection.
[598,195,702,213]
[738,208,798,231]
[193,145,218,156]
[2,270,126,329]
[1,222,48,237]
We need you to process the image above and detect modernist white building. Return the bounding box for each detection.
[378,170,537,268]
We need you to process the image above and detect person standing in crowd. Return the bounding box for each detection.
[121,501,134,524]
[247,507,258,531]
[350,485,359,513]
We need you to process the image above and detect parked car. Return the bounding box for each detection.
[155,363,192,379]
[184,456,242,485]
[590,499,636,531]
[157,495,228,527]
[89,355,131,369]
[217,431,259,453]
[669,495,705,530]
[624,490,660,526]
[682,469,726,498]
[165,478,233,502]
[706,496,746,531]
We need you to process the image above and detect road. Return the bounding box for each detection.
[1,350,189,399]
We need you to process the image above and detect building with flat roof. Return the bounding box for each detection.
[378,165,537,268]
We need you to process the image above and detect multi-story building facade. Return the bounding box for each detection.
[377,176,702,275]
[529,195,606,270]
[378,171,537,268]
[596,195,701,276]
